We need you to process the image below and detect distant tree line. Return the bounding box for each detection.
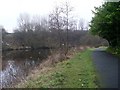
[2,2,108,53]
[2,27,108,50]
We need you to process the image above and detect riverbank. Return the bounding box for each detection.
[15,48,99,88]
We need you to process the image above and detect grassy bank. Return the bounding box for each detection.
[16,49,99,88]
[106,47,120,58]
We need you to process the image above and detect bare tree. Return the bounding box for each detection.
[61,2,73,55]
[78,18,85,30]
[17,13,32,32]
[49,6,63,48]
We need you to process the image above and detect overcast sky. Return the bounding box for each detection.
[0,0,104,33]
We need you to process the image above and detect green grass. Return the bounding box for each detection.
[18,49,99,88]
[106,47,120,58]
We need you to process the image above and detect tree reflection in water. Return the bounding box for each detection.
[1,49,50,88]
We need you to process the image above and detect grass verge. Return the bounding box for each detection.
[16,49,99,88]
[106,47,120,58]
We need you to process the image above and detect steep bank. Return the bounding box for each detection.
[16,49,99,88]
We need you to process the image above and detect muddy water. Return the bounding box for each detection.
[0,49,50,88]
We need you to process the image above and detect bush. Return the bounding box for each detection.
[107,47,120,57]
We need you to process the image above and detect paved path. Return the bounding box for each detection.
[92,49,119,88]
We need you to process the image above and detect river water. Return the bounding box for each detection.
[0,49,50,88]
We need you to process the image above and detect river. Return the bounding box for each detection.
[0,49,50,88]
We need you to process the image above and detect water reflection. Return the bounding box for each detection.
[1,49,50,88]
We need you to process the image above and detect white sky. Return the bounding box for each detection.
[0,0,104,33]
